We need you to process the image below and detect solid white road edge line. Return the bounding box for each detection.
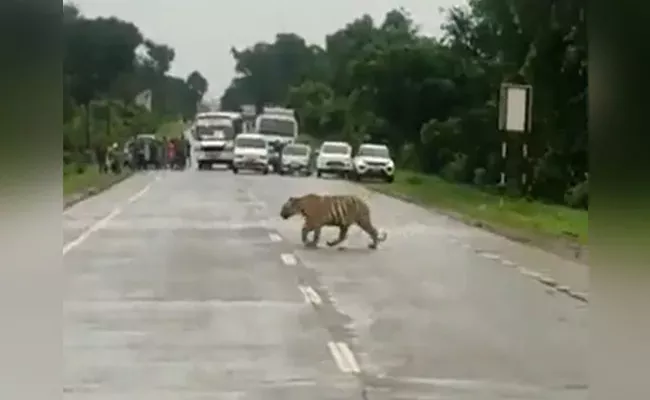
[62,207,121,255]
[280,253,297,265]
[62,182,153,255]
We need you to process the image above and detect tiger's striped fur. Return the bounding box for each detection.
[280,193,387,249]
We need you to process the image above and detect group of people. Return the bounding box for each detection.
[93,135,192,174]
[130,136,192,170]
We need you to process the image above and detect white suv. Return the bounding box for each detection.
[316,141,353,178]
[352,143,395,182]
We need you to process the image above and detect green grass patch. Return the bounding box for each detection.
[365,170,588,243]
[155,120,185,139]
[63,165,130,197]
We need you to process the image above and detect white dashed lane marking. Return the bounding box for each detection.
[280,253,297,266]
[269,233,283,242]
[298,285,322,305]
[327,341,360,374]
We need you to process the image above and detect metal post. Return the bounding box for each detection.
[85,103,91,149]
[499,140,507,207]
[106,103,111,138]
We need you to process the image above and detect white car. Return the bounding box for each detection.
[352,143,395,182]
[279,143,312,176]
[232,133,270,174]
[316,141,353,178]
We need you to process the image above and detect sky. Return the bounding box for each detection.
[72,0,464,99]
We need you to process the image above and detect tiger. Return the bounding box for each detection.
[279,193,387,249]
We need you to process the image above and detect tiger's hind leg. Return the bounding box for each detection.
[326,225,349,247]
[356,218,387,249]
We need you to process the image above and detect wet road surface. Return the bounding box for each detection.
[63,170,587,399]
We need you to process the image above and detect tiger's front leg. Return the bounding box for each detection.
[301,223,321,248]
[306,227,322,248]
[301,225,311,245]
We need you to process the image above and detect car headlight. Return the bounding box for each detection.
[385,160,395,168]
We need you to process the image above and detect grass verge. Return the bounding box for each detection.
[155,119,185,139]
[364,170,587,246]
[63,166,131,204]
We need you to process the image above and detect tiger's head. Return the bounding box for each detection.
[280,196,302,220]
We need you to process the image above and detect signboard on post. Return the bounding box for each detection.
[241,104,256,118]
[497,82,533,205]
[498,83,533,133]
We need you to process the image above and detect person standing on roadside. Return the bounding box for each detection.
[184,136,191,167]
[166,138,176,169]
[94,143,107,174]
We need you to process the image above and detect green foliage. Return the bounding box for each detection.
[219,1,587,209]
[63,2,208,161]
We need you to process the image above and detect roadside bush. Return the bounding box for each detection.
[440,153,468,183]
[565,178,588,209]
[473,167,487,187]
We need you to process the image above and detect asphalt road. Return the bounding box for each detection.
[63,169,587,400]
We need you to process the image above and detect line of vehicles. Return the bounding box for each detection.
[189,106,395,183]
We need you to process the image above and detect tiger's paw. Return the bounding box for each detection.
[368,243,378,250]
[304,241,318,249]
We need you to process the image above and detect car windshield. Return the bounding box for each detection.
[321,144,349,155]
[283,145,309,156]
[258,117,296,137]
[236,137,266,149]
[358,146,389,158]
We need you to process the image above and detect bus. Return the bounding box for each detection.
[195,111,244,136]
[192,111,244,170]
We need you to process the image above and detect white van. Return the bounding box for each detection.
[232,133,270,174]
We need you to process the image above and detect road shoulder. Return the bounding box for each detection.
[363,171,587,265]
[64,168,134,210]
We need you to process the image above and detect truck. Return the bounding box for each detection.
[254,106,299,172]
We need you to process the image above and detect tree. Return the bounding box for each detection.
[219,5,587,207]
[63,2,209,159]
[187,71,209,98]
